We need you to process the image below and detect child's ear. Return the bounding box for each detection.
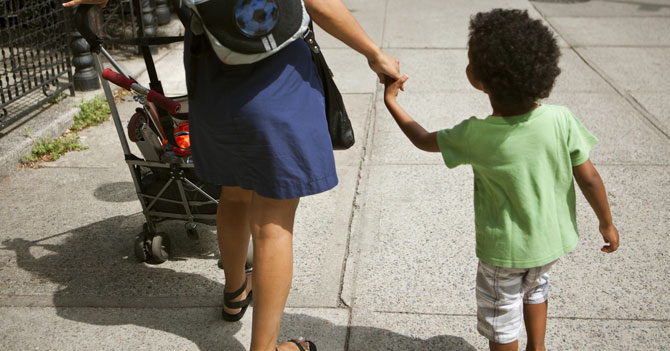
[466,64,485,92]
[471,78,487,93]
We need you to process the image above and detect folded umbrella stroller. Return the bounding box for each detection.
[73,4,252,266]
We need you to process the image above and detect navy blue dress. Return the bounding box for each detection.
[184,30,338,199]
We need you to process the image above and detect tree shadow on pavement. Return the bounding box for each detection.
[2,215,478,350]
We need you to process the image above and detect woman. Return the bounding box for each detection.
[67,0,402,350]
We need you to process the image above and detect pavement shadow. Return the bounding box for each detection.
[2,215,477,350]
[93,181,138,203]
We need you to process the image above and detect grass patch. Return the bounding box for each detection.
[48,92,64,105]
[21,96,110,167]
[70,96,111,133]
[21,134,88,163]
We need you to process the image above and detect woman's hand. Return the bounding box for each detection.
[368,51,403,90]
[63,0,109,8]
[305,0,404,90]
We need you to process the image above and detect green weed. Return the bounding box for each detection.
[48,93,64,104]
[22,96,108,166]
[70,96,111,132]
[21,134,88,164]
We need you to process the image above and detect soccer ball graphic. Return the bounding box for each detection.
[234,0,279,38]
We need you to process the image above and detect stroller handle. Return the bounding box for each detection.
[102,68,181,114]
[102,68,135,90]
[147,91,181,115]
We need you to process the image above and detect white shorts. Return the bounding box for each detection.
[476,260,556,344]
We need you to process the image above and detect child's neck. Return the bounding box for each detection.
[490,100,539,117]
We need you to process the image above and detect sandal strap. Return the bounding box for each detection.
[224,291,252,309]
[223,277,252,309]
[289,340,306,351]
[223,277,247,300]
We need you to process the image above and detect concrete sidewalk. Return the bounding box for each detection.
[1,1,669,350]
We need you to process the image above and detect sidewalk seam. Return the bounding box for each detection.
[570,48,669,139]
[336,75,378,351]
[532,2,670,140]
[338,2,391,349]
[369,309,670,323]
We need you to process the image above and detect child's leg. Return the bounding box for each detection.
[476,261,526,351]
[521,262,554,351]
[489,340,519,351]
[523,301,547,351]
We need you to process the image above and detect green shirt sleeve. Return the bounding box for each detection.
[437,118,471,168]
[566,110,598,166]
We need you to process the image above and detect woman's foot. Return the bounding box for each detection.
[222,270,253,320]
[276,338,315,351]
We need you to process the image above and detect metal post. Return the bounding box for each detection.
[155,0,171,25]
[140,0,157,37]
[69,30,100,91]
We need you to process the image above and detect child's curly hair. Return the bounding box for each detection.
[468,9,561,108]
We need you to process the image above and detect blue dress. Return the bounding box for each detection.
[184,30,338,199]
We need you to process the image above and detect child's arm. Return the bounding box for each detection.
[573,160,620,253]
[384,76,440,152]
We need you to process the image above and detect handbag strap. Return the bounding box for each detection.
[303,22,320,55]
[302,22,333,77]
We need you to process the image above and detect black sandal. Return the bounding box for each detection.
[276,339,317,351]
[221,276,252,321]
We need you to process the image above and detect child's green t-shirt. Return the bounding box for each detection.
[436,104,597,268]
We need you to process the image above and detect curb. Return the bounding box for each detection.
[0,46,179,180]
[0,17,185,180]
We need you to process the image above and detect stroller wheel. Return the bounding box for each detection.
[128,110,148,142]
[150,233,171,264]
[247,239,253,268]
[134,234,148,262]
[185,222,200,241]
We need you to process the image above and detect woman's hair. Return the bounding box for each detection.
[468,9,561,108]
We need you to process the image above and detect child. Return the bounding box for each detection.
[383,9,620,351]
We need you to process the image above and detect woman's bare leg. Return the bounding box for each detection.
[247,193,301,351]
[218,186,253,314]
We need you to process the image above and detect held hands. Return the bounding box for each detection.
[599,223,620,253]
[63,0,109,8]
[368,51,404,91]
[383,75,409,102]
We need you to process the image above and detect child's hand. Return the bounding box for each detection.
[384,75,409,102]
[599,223,620,253]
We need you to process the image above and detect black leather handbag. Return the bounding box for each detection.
[303,24,355,150]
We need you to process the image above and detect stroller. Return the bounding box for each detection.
[74,4,251,266]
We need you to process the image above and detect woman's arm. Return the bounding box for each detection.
[304,0,401,83]
[63,0,108,8]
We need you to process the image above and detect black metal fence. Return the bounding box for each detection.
[100,0,171,53]
[0,0,175,132]
[0,0,74,131]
